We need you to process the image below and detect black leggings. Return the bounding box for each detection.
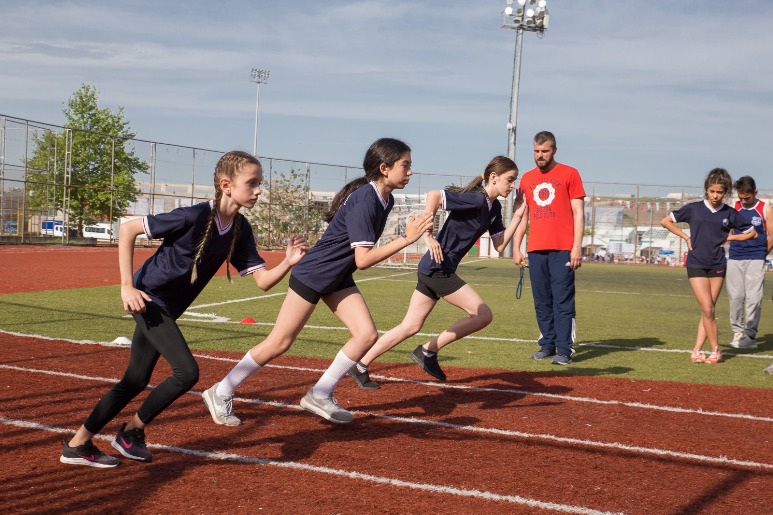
[83,306,199,435]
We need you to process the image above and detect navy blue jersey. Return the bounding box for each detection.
[134,201,265,318]
[729,200,768,260]
[292,182,393,294]
[418,190,505,275]
[670,200,753,268]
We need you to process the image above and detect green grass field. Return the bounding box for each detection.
[1,259,771,388]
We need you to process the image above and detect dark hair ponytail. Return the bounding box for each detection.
[324,138,411,222]
[447,156,517,194]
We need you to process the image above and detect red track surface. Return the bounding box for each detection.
[1,245,772,513]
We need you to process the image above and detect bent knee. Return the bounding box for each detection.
[474,305,494,327]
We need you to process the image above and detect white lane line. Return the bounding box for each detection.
[0,329,771,423]
[1,363,772,472]
[2,417,622,515]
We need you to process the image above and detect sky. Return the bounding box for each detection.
[2,0,772,194]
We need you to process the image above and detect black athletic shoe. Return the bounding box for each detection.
[347,364,380,390]
[410,345,446,382]
[60,439,120,468]
[111,423,153,462]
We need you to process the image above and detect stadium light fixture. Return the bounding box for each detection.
[250,68,271,157]
[500,0,549,257]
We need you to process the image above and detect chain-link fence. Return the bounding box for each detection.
[2,114,770,265]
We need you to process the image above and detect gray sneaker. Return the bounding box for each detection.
[202,383,241,426]
[300,389,353,424]
[731,336,758,349]
[531,347,556,360]
[764,364,773,375]
[552,354,572,365]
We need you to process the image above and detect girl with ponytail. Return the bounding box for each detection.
[203,138,435,425]
[348,156,526,387]
[61,150,307,467]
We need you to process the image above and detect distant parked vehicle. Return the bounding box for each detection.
[3,221,17,234]
[83,223,117,241]
[40,220,76,237]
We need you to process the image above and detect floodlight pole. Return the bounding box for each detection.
[250,68,270,157]
[501,0,549,258]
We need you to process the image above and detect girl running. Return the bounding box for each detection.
[203,137,435,425]
[348,155,525,387]
[661,168,756,365]
[60,151,307,467]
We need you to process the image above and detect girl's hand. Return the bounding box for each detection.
[122,285,152,314]
[685,236,693,251]
[405,212,435,244]
[512,188,526,217]
[424,233,443,263]
[285,235,309,265]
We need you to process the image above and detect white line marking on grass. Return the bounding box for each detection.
[1,417,622,515]
[186,271,416,311]
[3,363,773,472]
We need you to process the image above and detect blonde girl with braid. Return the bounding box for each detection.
[204,137,435,425]
[61,150,308,468]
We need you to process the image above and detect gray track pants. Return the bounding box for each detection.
[726,259,766,339]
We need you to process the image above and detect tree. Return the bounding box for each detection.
[25,84,147,234]
[244,168,326,249]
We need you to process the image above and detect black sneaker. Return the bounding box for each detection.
[410,346,446,381]
[111,423,153,462]
[347,364,380,390]
[60,439,120,468]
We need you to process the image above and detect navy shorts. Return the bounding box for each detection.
[289,273,356,304]
[686,266,726,278]
[416,271,466,300]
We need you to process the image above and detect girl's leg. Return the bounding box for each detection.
[205,291,317,426]
[688,276,722,353]
[70,319,160,447]
[301,288,375,423]
[706,276,725,353]
[426,284,492,353]
[217,289,316,397]
[360,289,437,366]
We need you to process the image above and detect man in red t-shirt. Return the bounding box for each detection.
[513,131,586,365]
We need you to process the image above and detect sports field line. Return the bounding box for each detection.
[1,329,772,419]
[190,270,416,309]
[3,360,773,469]
[0,417,622,515]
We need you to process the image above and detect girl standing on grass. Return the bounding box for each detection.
[203,137,435,425]
[347,156,525,387]
[61,151,308,467]
[661,168,756,365]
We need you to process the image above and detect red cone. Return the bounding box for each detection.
[240,317,257,324]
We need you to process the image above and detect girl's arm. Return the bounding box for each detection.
[422,190,443,264]
[251,235,308,291]
[492,188,525,254]
[661,214,692,251]
[119,218,153,314]
[727,228,757,243]
[354,212,435,270]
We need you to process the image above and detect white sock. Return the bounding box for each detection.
[216,351,261,398]
[311,349,356,398]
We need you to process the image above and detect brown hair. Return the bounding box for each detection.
[324,138,411,223]
[703,167,732,199]
[191,150,261,284]
[447,156,517,193]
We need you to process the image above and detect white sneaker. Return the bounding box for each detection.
[764,364,773,375]
[728,333,743,347]
[731,336,758,349]
[202,383,242,426]
[300,389,353,424]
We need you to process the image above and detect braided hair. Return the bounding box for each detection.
[190,150,261,284]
